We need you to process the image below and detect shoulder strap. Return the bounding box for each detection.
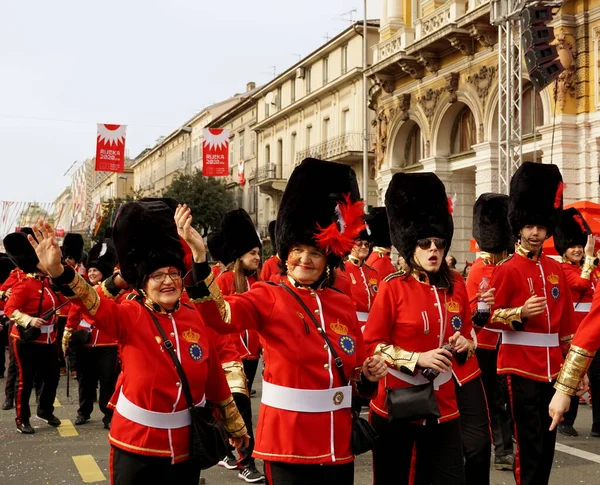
[139,302,195,409]
[278,283,347,384]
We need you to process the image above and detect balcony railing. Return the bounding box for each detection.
[295,132,375,165]
[415,0,467,39]
[257,164,284,183]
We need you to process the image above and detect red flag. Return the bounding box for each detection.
[95,124,126,172]
[202,128,229,176]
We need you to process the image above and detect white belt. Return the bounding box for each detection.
[40,325,55,334]
[356,311,369,322]
[388,367,452,390]
[79,321,92,329]
[501,331,559,347]
[482,328,502,334]
[115,390,205,429]
[261,381,352,413]
[574,302,592,313]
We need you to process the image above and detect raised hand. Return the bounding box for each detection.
[174,204,207,262]
[29,220,64,278]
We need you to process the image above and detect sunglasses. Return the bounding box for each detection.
[416,238,447,250]
[354,240,370,248]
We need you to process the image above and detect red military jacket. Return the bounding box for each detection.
[340,257,379,320]
[65,287,118,347]
[195,275,369,465]
[260,255,280,282]
[364,270,476,423]
[561,262,594,327]
[6,274,64,344]
[58,273,234,464]
[217,270,261,360]
[0,268,26,313]
[366,248,396,280]
[466,257,501,350]
[490,247,576,381]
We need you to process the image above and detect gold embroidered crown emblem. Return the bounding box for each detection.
[183,328,200,343]
[446,299,460,313]
[330,320,349,335]
[547,274,560,285]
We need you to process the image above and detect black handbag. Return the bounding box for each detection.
[141,304,229,469]
[70,329,91,351]
[279,283,378,455]
[385,382,441,423]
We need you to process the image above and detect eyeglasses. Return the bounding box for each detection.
[354,240,369,248]
[416,238,447,250]
[149,270,182,283]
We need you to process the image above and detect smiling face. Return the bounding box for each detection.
[351,240,370,261]
[413,237,446,273]
[565,245,584,264]
[87,267,103,285]
[519,225,547,252]
[144,266,183,310]
[286,244,327,285]
[240,247,261,272]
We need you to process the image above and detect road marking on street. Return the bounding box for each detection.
[555,442,600,464]
[72,455,106,483]
[53,398,61,407]
[57,419,79,437]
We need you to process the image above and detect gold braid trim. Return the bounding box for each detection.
[491,307,523,330]
[214,396,247,437]
[62,328,72,352]
[580,256,596,281]
[100,281,124,300]
[560,334,574,343]
[204,272,231,324]
[10,310,33,328]
[480,251,508,265]
[375,342,420,375]
[188,295,213,304]
[372,246,391,256]
[222,361,249,397]
[66,272,101,316]
[555,345,596,396]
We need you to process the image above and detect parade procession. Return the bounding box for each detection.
[5,0,600,484]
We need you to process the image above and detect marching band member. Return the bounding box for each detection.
[0,254,16,379]
[207,231,230,279]
[365,207,396,279]
[261,221,281,282]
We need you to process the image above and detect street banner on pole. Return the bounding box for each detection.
[95,124,127,172]
[202,128,229,176]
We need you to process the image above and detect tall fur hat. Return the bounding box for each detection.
[365,207,391,248]
[3,232,39,274]
[508,162,564,237]
[385,172,453,260]
[554,208,590,255]
[221,209,261,262]
[276,158,363,268]
[207,231,232,266]
[268,221,277,253]
[113,200,185,289]
[0,253,15,284]
[62,233,84,262]
[473,193,511,253]
[86,239,117,280]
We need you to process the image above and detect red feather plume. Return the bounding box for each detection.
[573,214,587,234]
[447,197,454,214]
[315,194,365,257]
[554,182,566,209]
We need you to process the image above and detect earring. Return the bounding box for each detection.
[326,265,331,280]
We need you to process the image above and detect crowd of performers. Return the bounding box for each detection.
[0,157,599,485]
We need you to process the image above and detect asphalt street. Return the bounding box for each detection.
[1,368,600,485]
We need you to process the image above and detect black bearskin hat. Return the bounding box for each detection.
[62,233,84,262]
[103,226,113,240]
[207,231,232,266]
[86,240,117,280]
[365,207,391,248]
[268,221,277,252]
[554,208,590,256]
[113,200,185,289]
[385,172,454,260]
[221,209,261,262]
[3,232,40,274]
[508,162,564,237]
[473,193,511,253]
[0,253,15,284]
[276,158,363,268]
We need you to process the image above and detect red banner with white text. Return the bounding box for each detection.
[95,124,126,172]
[202,128,229,176]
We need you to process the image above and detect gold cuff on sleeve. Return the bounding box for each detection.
[10,310,33,328]
[555,345,596,396]
[214,396,247,437]
[222,361,249,397]
[491,307,523,330]
[67,273,100,316]
[375,342,420,375]
[581,256,596,280]
[560,334,574,343]
[205,273,231,324]
[0,290,5,301]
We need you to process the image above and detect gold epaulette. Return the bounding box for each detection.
[383,269,406,282]
[496,254,514,266]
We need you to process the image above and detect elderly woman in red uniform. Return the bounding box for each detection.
[29,200,247,485]
[178,158,387,485]
[3,231,64,434]
[364,173,474,485]
[63,237,120,430]
[552,208,597,437]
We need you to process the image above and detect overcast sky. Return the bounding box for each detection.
[0,0,381,202]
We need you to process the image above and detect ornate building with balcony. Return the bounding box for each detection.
[368,0,598,266]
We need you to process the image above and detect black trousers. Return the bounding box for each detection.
[588,352,600,427]
[371,411,465,485]
[456,377,492,485]
[4,333,18,402]
[507,375,557,485]
[56,316,67,369]
[0,318,8,376]
[233,392,255,467]
[264,461,354,485]
[243,358,259,392]
[110,446,200,485]
[76,346,119,422]
[13,339,59,424]
[477,347,514,456]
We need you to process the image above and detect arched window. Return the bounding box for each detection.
[404,124,422,166]
[450,106,476,155]
[522,87,543,135]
